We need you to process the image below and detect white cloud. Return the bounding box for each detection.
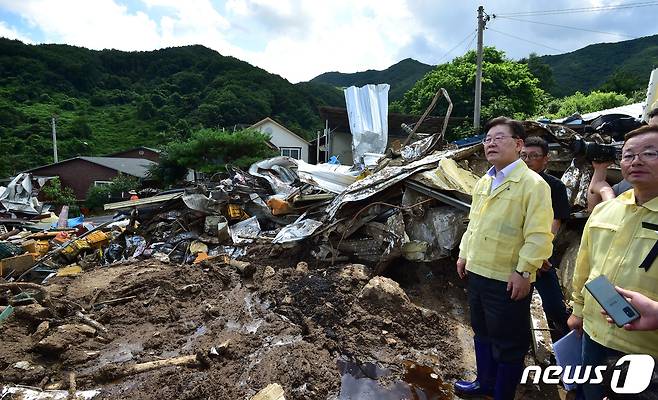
[0,20,32,43]
[0,0,655,83]
[0,0,161,50]
[226,0,423,82]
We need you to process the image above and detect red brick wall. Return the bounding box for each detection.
[29,159,120,200]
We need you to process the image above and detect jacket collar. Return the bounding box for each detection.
[484,159,527,183]
[617,189,658,212]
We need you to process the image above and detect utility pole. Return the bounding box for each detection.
[474,5,489,133]
[51,115,59,163]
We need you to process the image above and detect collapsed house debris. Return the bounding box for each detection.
[1,83,654,399]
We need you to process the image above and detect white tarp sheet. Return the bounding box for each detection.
[249,156,359,196]
[0,173,43,215]
[644,67,658,121]
[344,84,390,167]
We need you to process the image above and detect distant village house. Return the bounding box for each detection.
[25,147,160,201]
[250,117,310,163]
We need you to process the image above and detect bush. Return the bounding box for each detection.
[42,177,77,206]
[85,175,139,210]
[41,177,80,216]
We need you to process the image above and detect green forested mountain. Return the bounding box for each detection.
[538,34,658,97]
[0,38,343,177]
[310,58,434,101]
[310,34,658,101]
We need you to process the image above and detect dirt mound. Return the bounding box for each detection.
[1,256,465,399]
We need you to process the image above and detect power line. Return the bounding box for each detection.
[465,31,477,53]
[495,1,658,17]
[494,15,635,39]
[436,29,477,64]
[487,28,564,52]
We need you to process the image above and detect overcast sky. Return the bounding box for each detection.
[0,0,656,83]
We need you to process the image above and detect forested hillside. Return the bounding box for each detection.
[311,34,658,100]
[539,34,658,97]
[0,38,343,177]
[311,58,434,101]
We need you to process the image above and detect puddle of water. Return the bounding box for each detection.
[181,324,207,351]
[224,292,269,334]
[337,359,453,400]
[78,341,144,375]
[245,319,263,334]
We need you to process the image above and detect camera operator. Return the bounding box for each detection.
[568,124,658,400]
[588,108,658,211]
[521,136,571,340]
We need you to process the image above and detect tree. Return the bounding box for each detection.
[70,117,92,138]
[42,177,77,207]
[519,53,555,93]
[539,91,632,119]
[150,128,278,186]
[42,177,80,215]
[599,70,642,96]
[397,47,547,138]
[85,175,139,210]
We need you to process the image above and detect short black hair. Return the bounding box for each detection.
[523,136,549,156]
[484,116,526,140]
[649,107,658,120]
[624,124,658,141]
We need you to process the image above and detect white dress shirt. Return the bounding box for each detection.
[487,158,522,191]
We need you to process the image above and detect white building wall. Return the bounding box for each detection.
[254,121,309,162]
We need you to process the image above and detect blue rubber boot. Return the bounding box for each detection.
[493,362,525,400]
[454,338,496,397]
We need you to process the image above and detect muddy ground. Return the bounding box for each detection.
[1,248,561,399]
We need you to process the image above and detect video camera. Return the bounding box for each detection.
[572,136,623,162]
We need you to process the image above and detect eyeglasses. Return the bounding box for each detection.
[482,135,518,144]
[620,150,658,163]
[520,153,545,161]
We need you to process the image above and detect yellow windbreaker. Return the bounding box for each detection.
[459,161,554,283]
[571,190,658,357]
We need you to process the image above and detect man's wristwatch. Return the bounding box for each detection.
[516,270,531,279]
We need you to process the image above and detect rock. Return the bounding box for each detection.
[35,323,96,354]
[281,295,293,305]
[5,361,47,384]
[31,321,50,343]
[263,266,276,280]
[230,259,255,277]
[13,361,44,372]
[385,337,397,346]
[338,264,370,281]
[251,383,285,400]
[418,306,438,319]
[295,261,309,273]
[14,304,52,321]
[358,276,411,310]
[178,284,202,294]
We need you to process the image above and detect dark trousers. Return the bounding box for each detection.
[534,267,570,340]
[468,272,533,363]
[581,332,623,400]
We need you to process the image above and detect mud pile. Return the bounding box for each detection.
[1,251,469,399]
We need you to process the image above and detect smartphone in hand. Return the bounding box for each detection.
[585,275,640,328]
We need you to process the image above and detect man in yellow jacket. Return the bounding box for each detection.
[455,117,554,400]
[569,124,658,400]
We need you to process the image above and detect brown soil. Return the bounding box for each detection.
[1,252,561,399]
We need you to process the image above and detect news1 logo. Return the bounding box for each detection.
[521,354,655,394]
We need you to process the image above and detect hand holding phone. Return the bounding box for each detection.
[585,275,640,328]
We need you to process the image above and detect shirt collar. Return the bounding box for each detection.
[487,158,522,178]
[617,189,658,212]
